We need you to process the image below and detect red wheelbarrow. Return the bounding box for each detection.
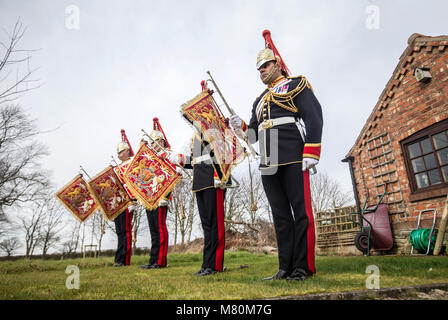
[349,188,394,256]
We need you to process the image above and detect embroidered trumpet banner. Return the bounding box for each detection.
[114,158,136,199]
[180,90,246,183]
[87,165,133,221]
[55,174,98,222]
[124,143,181,210]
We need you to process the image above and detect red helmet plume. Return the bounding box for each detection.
[152,117,171,150]
[262,29,291,77]
[120,129,134,156]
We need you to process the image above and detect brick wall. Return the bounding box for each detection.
[348,34,448,254]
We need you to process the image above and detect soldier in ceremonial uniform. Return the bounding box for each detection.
[176,131,231,277]
[230,30,323,281]
[140,118,177,269]
[114,135,135,267]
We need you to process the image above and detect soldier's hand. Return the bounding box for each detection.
[159,199,169,207]
[302,158,319,173]
[166,151,180,164]
[229,115,242,130]
[175,166,183,175]
[214,179,225,189]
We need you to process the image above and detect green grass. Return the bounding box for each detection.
[0,252,447,299]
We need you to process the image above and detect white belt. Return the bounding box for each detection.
[192,154,211,165]
[258,116,305,142]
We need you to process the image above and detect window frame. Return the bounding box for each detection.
[400,118,448,201]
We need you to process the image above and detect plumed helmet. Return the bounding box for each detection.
[256,47,277,70]
[117,141,130,154]
[151,117,171,149]
[118,129,134,156]
[256,30,290,77]
[149,129,165,142]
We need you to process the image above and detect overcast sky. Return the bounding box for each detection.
[1,0,447,251]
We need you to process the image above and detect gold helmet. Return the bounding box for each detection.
[256,47,276,70]
[117,141,130,154]
[150,117,171,149]
[149,129,165,142]
[256,30,290,77]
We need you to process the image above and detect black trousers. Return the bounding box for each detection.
[195,188,225,272]
[114,208,133,265]
[261,163,316,274]
[146,206,168,267]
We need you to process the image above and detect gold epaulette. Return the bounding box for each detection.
[263,76,311,113]
[287,75,304,80]
[288,75,313,92]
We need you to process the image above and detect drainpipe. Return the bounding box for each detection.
[341,156,361,213]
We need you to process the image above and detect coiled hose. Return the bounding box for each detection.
[409,228,438,252]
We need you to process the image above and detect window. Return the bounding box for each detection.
[401,119,448,198]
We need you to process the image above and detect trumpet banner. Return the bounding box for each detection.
[123,143,181,210]
[55,174,98,222]
[114,158,136,199]
[87,165,133,221]
[181,90,246,183]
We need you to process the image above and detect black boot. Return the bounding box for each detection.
[192,268,205,276]
[197,268,217,277]
[286,268,312,281]
[262,269,289,280]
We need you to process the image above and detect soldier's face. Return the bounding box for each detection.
[151,139,164,152]
[258,61,279,83]
[118,149,130,162]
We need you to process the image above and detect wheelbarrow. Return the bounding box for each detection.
[349,187,394,256]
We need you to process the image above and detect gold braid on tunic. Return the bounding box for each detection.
[262,77,312,117]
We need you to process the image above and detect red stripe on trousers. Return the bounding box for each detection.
[125,208,132,266]
[303,170,316,274]
[158,207,165,266]
[162,208,168,266]
[215,189,225,272]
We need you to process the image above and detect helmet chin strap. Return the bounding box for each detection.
[262,62,280,85]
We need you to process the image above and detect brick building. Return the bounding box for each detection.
[343,33,448,254]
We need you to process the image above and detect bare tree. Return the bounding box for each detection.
[0,20,48,219]
[0,237,22,256]
[61,219,82,255]
[169,177,196,247]
[37,197,64,257]
[131,203,147,251]
[0,19,40,105]
[309,171,354,214]
[83,211,106,255]
[0,105,51,212]
[18,200,45,258]
[223,167,269,233]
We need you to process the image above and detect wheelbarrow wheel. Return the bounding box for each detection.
[355,231,370,255]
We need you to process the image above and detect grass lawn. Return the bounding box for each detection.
[0,251,447,300]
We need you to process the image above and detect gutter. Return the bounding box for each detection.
[341,156,361,213]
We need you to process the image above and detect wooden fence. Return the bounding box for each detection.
[315,206,360,254]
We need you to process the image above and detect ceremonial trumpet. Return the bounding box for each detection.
[206,70,259,160]
[141,129,192,180]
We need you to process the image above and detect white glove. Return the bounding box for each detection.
[229,114,242,130]
[159,199,169,207]
[302,158,319,172]
[128,204,135,212]
[165,152,179,164]
[176,166,183,175]
[214,179,225,189]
